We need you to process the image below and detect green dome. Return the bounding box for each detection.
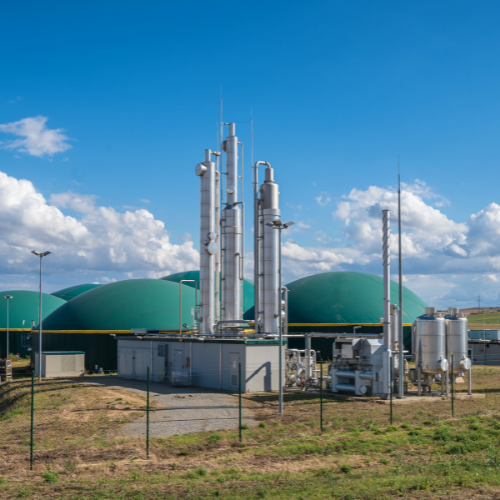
[0,291,65,358]
[286,272,427,324]
[42,279,197,330]
[51,284,102,301]
[161,270,255,316]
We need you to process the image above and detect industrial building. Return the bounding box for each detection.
[0,120,473,400]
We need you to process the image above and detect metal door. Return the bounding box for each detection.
[118,347,134,378]
[174,349,184,371]
[134,348,150,379]
[229,352,240,389]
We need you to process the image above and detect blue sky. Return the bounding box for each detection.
[1,1,500,308]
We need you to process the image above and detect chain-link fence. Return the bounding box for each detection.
[0,360,498,473]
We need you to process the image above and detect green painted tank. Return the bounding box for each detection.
[37,279,197,371]
[0,290,65,359]
[285,272,428,354]
[287,272,427,324]
[161,270,255,317]
[51,284,102,301]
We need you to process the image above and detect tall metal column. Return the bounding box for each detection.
[195,150,217,334]
[260,167,280,335]
[221,124,242,322]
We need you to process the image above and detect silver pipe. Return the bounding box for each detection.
[468,368,472,395]
[253,161,271,332]
[382,209,391,399]
[417,366,422,396]
[382,210,391,349]
[221,123,242,323]
[196,150,216,334]
[261,166,280,336]
[239,142,244,318]
[213,152,221,323]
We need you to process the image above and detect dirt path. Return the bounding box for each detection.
[83,377,257,437]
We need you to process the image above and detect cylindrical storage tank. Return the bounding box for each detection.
[415,307,448,375]
[445,308,471,373]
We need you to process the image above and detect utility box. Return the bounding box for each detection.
[34,351,85,378]
[116,336,284,392]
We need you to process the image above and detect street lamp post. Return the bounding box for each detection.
[3,295,13,360]
[265,220,294,415]
[31,251,51,381]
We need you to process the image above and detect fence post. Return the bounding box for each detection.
[390,356,393,425]
[30,370,34,471]
[146,366,150,459]
[451,355,454,417]
[320,361,323,432]
[239,362,242,442]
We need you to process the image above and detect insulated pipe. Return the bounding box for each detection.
[196,150,216,334]
[221,124,242,323]
[253,161,271,332]
[212,151,221,323]
[382,210,391,349]
[382,210,391,399]
[261,166,280,336]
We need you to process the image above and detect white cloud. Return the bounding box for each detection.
[281,180,500,308]
[0,116,71,157]
[140,199,151,204]
[315,192,331,207]
[50,192,97,214]
[0,172,199,280]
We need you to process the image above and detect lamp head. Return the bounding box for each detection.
[32,250,51,257]
[3,295,13,300]
[283,221,295,229]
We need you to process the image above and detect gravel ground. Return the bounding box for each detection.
[83,377,257,437]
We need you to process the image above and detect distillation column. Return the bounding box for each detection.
[221,124,242,322]
[260,166,281,335]
[195,150,216,334]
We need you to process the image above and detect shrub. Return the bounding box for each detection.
[41,472,58,484]
[340,464,352,474]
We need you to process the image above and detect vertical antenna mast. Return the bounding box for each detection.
[398,156,405,398]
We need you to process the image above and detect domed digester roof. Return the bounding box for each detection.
[161,270,255,317]
[286,272,427,325]
[42,279,197,330]
[0,290,65,358]
[51,284,102,301]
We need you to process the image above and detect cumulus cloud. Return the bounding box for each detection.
[0,172,198,279]
[281,180,500,307]
[0,116,71,157]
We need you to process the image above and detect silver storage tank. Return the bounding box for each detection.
[415,307,448,375]
[445,307,471,373]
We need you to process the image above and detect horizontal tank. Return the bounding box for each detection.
[445,307,471,373]
[415,307,448,375]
